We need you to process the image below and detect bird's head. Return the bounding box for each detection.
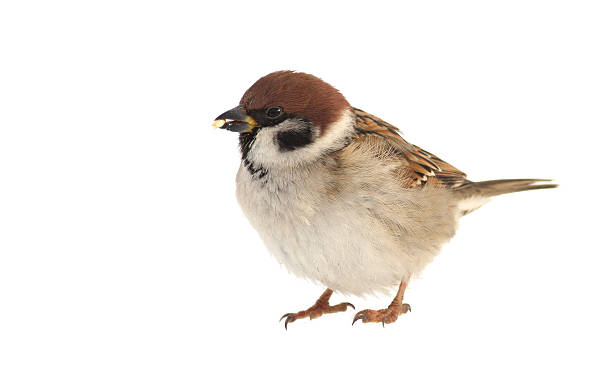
[213,71,355,168]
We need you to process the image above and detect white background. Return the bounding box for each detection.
[1,1,610,373]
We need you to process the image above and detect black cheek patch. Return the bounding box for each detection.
[275,126,314,152]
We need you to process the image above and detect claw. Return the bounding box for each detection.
[281,314,296,330]
[279,313,292,322]
[345,302,355,310]
[352,313,364,326]
[280,313,297,330]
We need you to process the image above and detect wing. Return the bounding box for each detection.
[352,108,468,189]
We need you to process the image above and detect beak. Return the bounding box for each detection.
[211,106,259,133]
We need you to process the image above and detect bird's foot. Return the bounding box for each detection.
[352,302,411,327]
[280,290,354,329]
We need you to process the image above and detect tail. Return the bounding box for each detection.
[455,179,558,215]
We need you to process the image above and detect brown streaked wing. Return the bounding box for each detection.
[352,108,468,189]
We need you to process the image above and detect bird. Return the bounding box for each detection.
[212,70,556,328]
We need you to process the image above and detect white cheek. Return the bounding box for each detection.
[246,108,355,169]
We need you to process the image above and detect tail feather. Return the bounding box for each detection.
[455,179,557,214]
[460,179,558,197]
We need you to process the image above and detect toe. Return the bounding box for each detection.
[330,302,355,313]
[309,310,323,320]
[381,313,397,326]
[342,302,355,310]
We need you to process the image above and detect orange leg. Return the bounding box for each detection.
[280,288,354,329]
[352,280,411,327]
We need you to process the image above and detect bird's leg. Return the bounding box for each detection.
[280,288,354,329]
[352,280,411,326]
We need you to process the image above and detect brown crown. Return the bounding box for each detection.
[240,71,350,134]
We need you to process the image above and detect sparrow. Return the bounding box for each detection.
[212,70,556,328]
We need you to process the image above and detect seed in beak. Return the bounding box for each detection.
[211,119,226,129]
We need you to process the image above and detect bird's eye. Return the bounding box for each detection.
[265,106,284,119]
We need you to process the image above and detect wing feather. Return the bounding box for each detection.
[352,108,468,189]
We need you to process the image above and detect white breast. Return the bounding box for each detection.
[236,164,394,295]
[235,161,460,296]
